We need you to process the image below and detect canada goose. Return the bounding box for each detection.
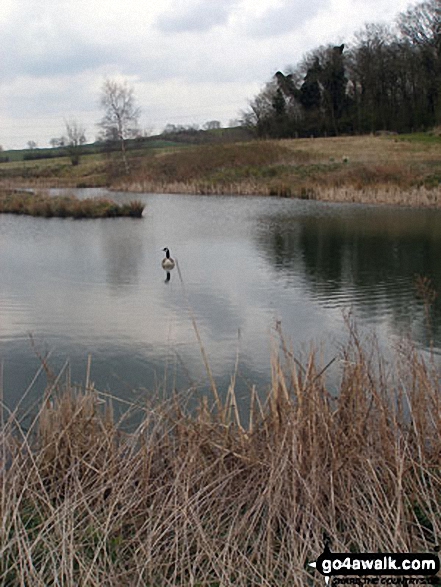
[162,247,175,271]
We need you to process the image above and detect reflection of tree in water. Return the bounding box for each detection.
[267,223,303,270]
[99,224,145,289]
[255,208,441,345]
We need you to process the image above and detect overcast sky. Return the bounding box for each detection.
[0,0,419,149]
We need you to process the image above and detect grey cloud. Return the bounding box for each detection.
[0,21,112,81]
[247,0,327,38]
[17,45,112,79]
[156,0,238,33]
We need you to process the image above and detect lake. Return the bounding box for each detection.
[1,189,440,415]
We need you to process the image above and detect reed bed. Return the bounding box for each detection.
[115,136,441,207]
[0,190,144,219]
[313,184,441,207]
[3,136,441,207]
[0,326,440,586]
[121,178,441,207]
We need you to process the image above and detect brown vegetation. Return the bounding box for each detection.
[2,135,441,207]
[115,135,441,208]
[0,190,144,218]
[0,325,440,585]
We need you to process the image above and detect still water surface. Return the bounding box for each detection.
[1,190,440,412]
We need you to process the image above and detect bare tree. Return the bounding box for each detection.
[398,0,441,48]
[65,119,87,166]
[398,0,441,123]
[98,78,141,173]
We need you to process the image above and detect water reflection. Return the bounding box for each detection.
[1,192,441,415]
[99,221,145,289]
[255,204,441,345]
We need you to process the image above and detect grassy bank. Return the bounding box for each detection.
[0,152,110,188]
[0,190,144,219]
[2,134,441,207]
[119,135,441,207]
[1,327,440,585]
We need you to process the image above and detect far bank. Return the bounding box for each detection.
[2,134,441,208]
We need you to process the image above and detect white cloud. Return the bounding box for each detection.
[245,0,328,37]
[157,0,240,33]
[0,0,422,149]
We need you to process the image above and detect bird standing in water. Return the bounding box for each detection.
[162,247,175,282]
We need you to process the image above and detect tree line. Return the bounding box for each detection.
[242,0,441,138]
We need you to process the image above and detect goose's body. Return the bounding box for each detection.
[162,247,175,271]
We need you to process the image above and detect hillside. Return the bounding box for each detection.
[118,134,441,207]
[2,133,441,207]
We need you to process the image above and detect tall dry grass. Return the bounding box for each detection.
[0,325,440,585]
[3,135,441,207]
[0,190,144,219]
[116,136,441,208]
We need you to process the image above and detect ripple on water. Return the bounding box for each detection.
[0,191,440,411]
[308,277,416,324]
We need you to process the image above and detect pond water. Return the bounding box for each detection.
[1,189,441,415]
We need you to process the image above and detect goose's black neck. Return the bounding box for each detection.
[165,248,170,258]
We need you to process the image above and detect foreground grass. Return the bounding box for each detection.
[0,326,440,585]
[0,190,144,219]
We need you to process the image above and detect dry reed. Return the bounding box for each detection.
[3,136,441,208]
[115,136,441,208]
[0,324,440,586]
[118,178,441,208]
[0,190,144,219]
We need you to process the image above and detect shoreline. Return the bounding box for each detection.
[114,179,441,209]
[2,135,441,209]
[2,179,441,210]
